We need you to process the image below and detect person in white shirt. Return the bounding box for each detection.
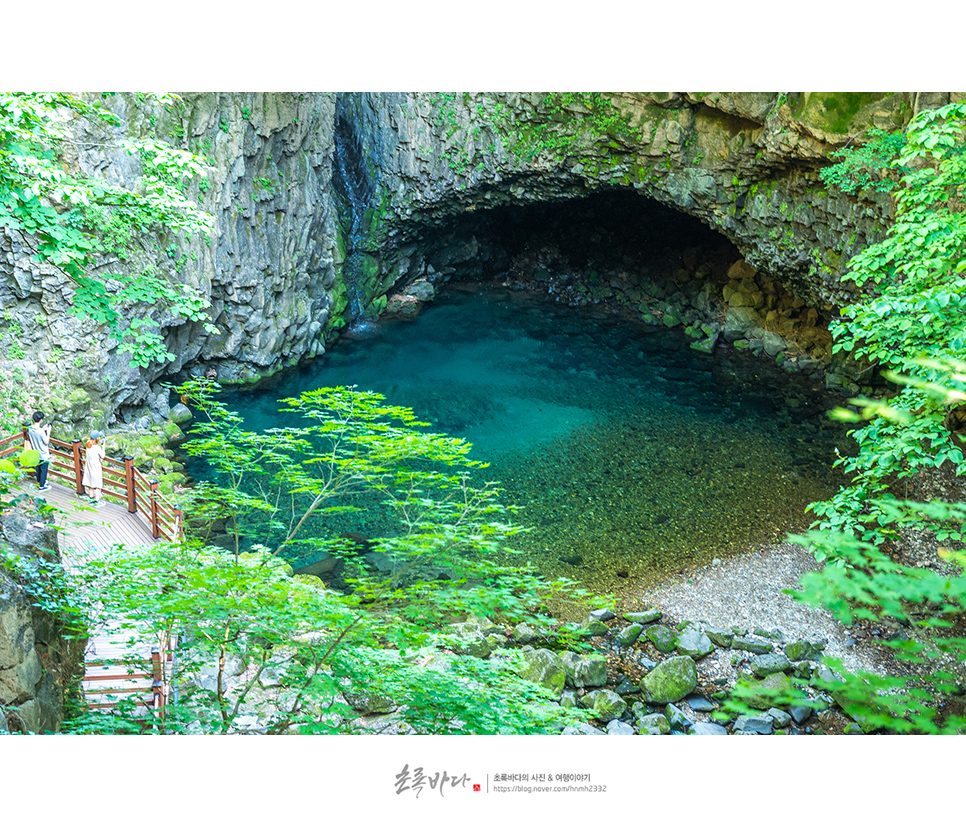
[26,411,52,491]
[83,431,106,506]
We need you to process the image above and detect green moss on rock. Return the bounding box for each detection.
[641,655,698,704]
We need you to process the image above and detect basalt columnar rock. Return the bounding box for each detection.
[3,92,964,437]
[0,508,82,733]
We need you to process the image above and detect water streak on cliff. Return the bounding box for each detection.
[332,94,377,323]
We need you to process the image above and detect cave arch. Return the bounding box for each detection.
[377,187,833,373]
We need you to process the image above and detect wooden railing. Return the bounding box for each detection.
[0,428,183,543]
[83,647,169,712]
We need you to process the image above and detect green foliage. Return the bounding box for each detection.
[0,92,215,367]
[786,511,966,733]
[820,128,909,195]
[501,93,636,163]
[777,360,966,733]
[63,542,576,735]
[45,381,608,734]
[811,101,966,538]
[0,550,92,639]
[768,101,966,733]
[175,379,524,575]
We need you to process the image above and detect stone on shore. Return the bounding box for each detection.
[676,625,715,658]
[641,655,698,704]
[691,722,728,735]
[519,649,567,697]
[624,610,662,624]
[560,652,608,688]
[636,713,670,735]
[592,689,628,722]
[732,634,774,654]
[734,713,775,734]
[750,653,793,678]
[616,623,643,647]
[646,624,678,653]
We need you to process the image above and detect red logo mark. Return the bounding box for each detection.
[473,784,481,792]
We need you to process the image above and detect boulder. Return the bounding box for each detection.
[168,402,193,425]
[616,623,643,647]
[646,624,678,653]
[519,649,567,697]
[641,655,698,704]
[623,610,662,624]
[592,689,627,722]
[676,625,715,659]
[637,713,670,735]
[750,652,793,677]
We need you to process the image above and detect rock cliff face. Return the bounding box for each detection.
[0,509,81,733]
[1,91,963,435]
[1,93,341,433]
[358,92,939,308]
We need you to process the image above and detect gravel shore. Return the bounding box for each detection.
[630,541,896,679]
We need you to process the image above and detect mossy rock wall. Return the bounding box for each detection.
[4,91,965,433]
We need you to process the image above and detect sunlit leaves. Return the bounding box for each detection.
[813,102,966,538]
[1,91,214,367]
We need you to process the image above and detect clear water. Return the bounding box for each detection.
[202,280,848,597]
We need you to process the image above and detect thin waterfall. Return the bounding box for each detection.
[332,95,377,324]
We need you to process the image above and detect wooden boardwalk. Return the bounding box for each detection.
[24,481,159,550]
[13,480,171,715]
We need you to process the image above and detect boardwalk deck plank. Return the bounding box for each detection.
[12,481,169,712]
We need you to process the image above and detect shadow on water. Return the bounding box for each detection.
[205,280,852,593]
